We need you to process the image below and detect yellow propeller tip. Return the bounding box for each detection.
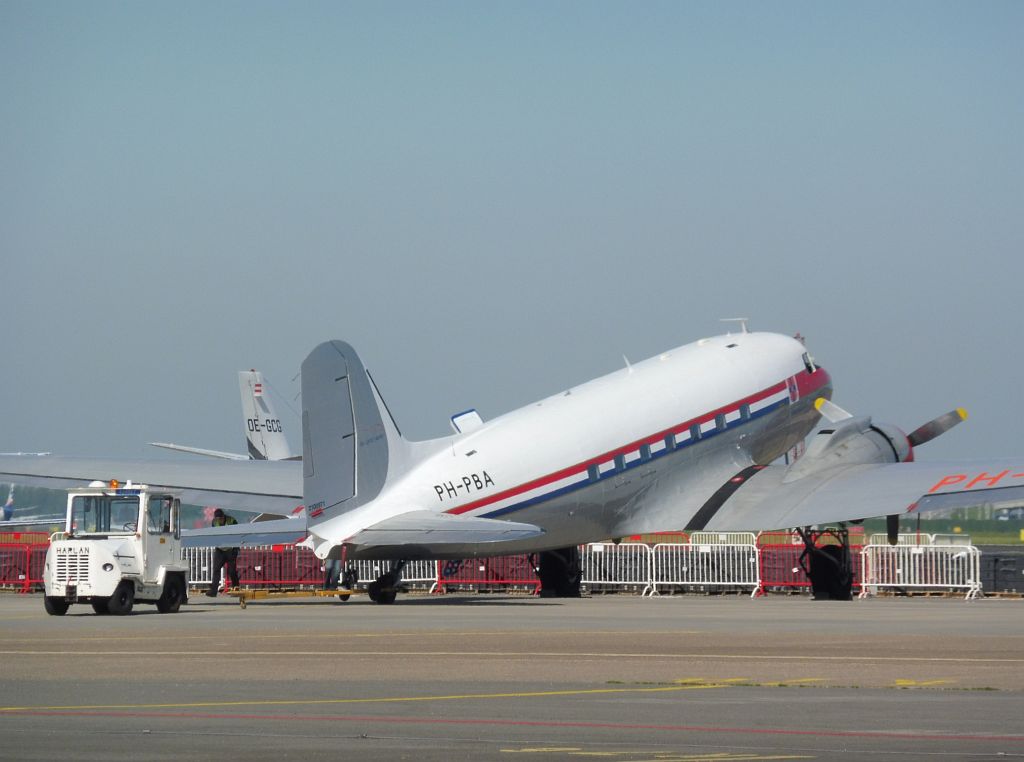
[814,397,826,411]
[957,407,968,421]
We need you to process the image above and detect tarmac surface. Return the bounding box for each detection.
[1,591,1023,761]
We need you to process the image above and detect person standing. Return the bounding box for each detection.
[206,508,240,597]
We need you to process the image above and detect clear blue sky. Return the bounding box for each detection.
[1,2,1021,460]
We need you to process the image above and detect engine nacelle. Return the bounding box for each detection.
[869,422,913,463]
[783,416,912,483]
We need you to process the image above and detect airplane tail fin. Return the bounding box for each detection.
[239,370,294,461]
[300,341,409,522]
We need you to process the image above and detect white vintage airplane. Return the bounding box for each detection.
[1,328,1019,601]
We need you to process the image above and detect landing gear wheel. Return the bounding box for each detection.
[537,547,583,597]
[798,527,854,601]
[156,574,186,613]
[44,596,69,616]
[91,598,111,615]
[368,579,396,604]
[368,565,404,604]
[338,568,358,602]
[107,580,135,615]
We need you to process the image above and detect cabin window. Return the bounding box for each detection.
[740,404,751,421]
[640,444,651,462]
[690,423,702,441]
[614,454,625,473]
[802,352,817,373]
[664,434,676,451]
[715,413,727,431]
[587,464,599,483]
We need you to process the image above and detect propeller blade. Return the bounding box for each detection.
[814,397,853,424]
[907,408,968,447]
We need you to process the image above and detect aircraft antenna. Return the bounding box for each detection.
[720,317,750,334]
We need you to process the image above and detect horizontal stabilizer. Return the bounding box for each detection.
[345,510,544,559]
[181,516,307,548]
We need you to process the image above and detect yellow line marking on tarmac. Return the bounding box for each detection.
[760,678,824,687]
[0,683,729,713]
[892,679,952,687]
[673,677,823,688]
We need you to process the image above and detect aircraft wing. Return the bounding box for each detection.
[345,510,545,560]
[704,458,1024,531]
[0,454,302,514]
[149,442,248,460]
[0,517,64,529]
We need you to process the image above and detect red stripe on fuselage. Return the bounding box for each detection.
[794,366,831,399]
[446,378,790,517]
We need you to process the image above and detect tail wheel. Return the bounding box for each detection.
[107,581,135,615]
[338,568,358,603]
[157,574,186,613]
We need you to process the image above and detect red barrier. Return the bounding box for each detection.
[236,546,324,587]
[0,543,47,593]
[0,531,50,545]
[435,555,540,594]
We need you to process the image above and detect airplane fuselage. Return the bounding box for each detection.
[317,332,832,559]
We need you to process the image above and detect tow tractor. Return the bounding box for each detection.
[43,481,189,616]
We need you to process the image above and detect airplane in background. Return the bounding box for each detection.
[1,327,1020,602]
[0,482,59,528]
[151,370,297,462]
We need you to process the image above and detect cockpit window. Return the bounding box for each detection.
[70,495,139,535]
[802,352,817,374]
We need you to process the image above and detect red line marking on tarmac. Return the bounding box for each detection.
[3,710,1023,744]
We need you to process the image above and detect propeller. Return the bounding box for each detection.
[906,408,968,447]
[885,407,967,545]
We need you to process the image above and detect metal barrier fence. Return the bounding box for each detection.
[186,546,215,586]
[354,559,439,592]
[434,556,540,594]
[981,548,1023,593]
[3,536,993,599]
[859,543,983,600]
[186,549,438,591]
[581,543,652,595]
[0,543,47,593]
[187,546,321,589]
[651,540,760,596]
[867,533,973,547]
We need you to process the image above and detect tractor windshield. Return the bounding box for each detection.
[69,494,141,536]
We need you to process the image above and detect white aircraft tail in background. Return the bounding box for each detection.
[239,370,294,461]
[150,370,296,461]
